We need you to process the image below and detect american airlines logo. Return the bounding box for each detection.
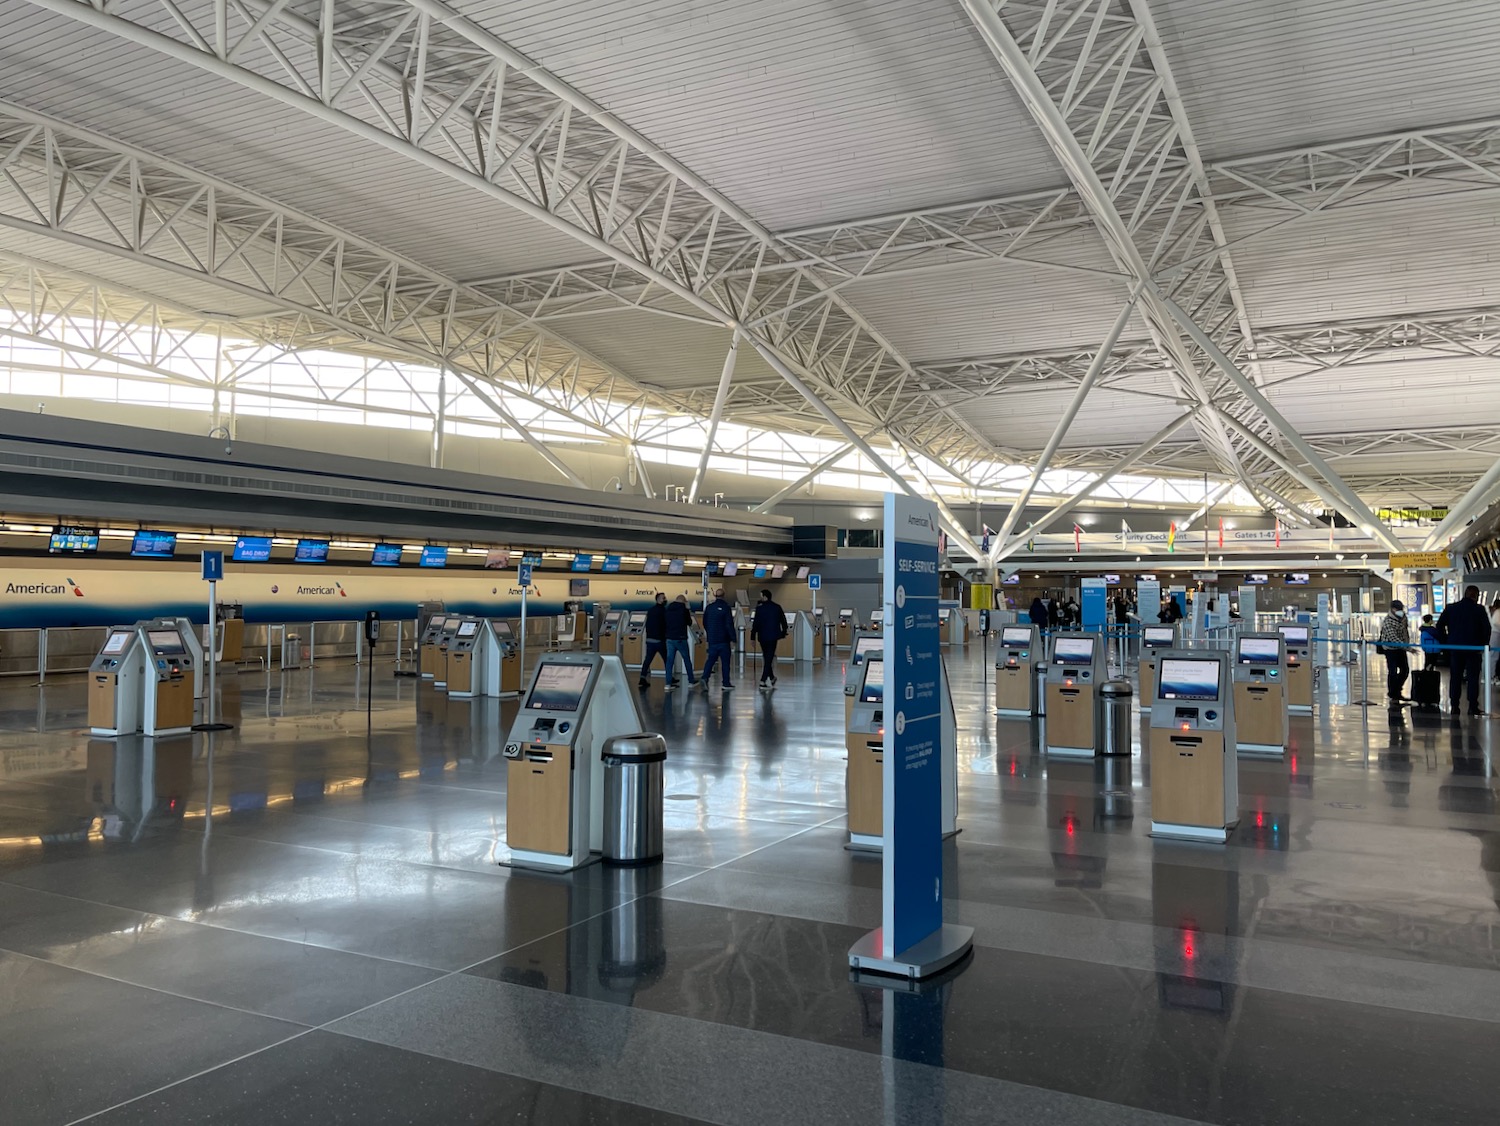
[5,578,83,597]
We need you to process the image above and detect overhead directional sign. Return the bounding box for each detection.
[1389,551,1451,570]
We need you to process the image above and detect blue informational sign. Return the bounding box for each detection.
[232,535,272,562]
[201,551,223,581]
[418,545,448,568]
[1081,578,1108,631]
[602,554,621,573]
[883,492,943,957]
[131,530,177,559]
[572,553,593,572]
[518,563,533,586]
[808,573,822,591]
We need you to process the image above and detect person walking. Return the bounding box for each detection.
[1029,595,1049,630]
[751,589,788,688]
[1437,585,1490,715]
[664,594,698,689]
[1490,601,1500,683]
[637,591,668,689]
[700,587,736,690]
[1377,599,1412,704]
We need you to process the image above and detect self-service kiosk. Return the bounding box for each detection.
[140,623,196,735]
[791,611,822,662]
[1233,633,1289,755]
[556,602,588,650]
[1148,650,1239,842]
[834,609,857,649]
[868,609,884,632]
[1044,633,1107,756]
[483,620,523,698]
[432,618,461,689]
[843,630,883,724]
[137,617,205,700]
[619,611,646,668]
[995,624,1041,716]
[597,610,623,653]
[1138,624,1178,704]
[844,652,958,851]
[1278,624,1313,714]
[419,615,449,679]
[502,654,647,871]
[941,606,967,646]
[213,603,244,665]
[445,618,485,698]
[89,628,148,737]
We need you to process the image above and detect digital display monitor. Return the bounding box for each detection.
[572,554,593,572]
[49,525,99,554]
[1238,636,1281,664]
[485,549,510,570]
[456,621,479,638]
[1284,572,1310,585]
[723,561,739,577]
[796,565,810,579]
[372,543,404,566]
[526,662,591,712]
[440,619,461,634]
[643,558,662,575]
[428,616,448,631]
[1052,637,1095,665]
[602,555,621,573]
[939,608,950,621]
[147,629,185,654]
[668,559,685,575]
[419,546,448,568]
[1102,573,1120,585]
[1002,573,1020,584]
[295,539,329,563]
[1279,625,1310,645]
[494,621,513,637]
[753,565,768,578]
[521,552,543,565]
[860,659,884,704]
[1001,626,1032,646]
[101,631,132,655]
[870,610,884,624]
[1143,626,1176,647]
[569,579,589,597]
[1244,573,1269,585]
[784,612,794,629]
[771,564,786,579]
[853,635,882,662]
[606,611,621,624]
[1158,658,1220,701]
[130,530,177,558]
[232,535,273,562]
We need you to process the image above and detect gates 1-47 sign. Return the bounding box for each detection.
[1389,551,1451,570]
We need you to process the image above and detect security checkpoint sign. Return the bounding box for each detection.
[882,492,944,957]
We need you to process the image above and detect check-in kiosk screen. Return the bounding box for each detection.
[494,621,513,637]
[1001,627,1032,646]
[1279,625,1310,645]
[860,659,884,703]
[147,629,186,654]
[1142,626,1176,648]
[102,631,132,655]
[1158,659,1220,700]
[1053,637,1095,665]
[939,608,950,621]
[1239,637,1280,664]
[870,611,884,624]
[853,636,882,662]
[456,621,479,638]
[428,616,448,630]
[606,612,621,624]
[526,663,591,712]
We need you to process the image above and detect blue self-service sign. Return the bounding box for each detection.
[883,492,943,956]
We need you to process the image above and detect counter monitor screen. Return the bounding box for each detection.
[49,525,99,554]
[1002,573,1020,584]
[771,564,786,579]
[1245,573,1269,585]
[295,539,329,563]
[643,558,662,574]
[1279,625,1310,646]
[796,565,810,579]
[1001,626,1032,647]
[602,555,621,573]
[853,635,882,663]
[419,546,448,568]
[754,565,768,578]
[1239,637,1281,664]
[147,629,185,654]
[1158,658,1220,701]
[131,530,177,559]
[1102,573,1120,585]
[1142,626,1176,648]
[723,561,739,577]
[526,662,591,712]
[571,554,592,572]
[456,621,479,638]
[860,659,884,704]
[1284,572,1310,585]
[668,559,685,575]
[232,535,272,562]
[102,631,132,655]
[1053,637,1095,665]
[371,543,404,566]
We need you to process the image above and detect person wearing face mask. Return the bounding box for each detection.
[637,591,668,689]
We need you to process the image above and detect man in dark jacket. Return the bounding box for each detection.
[751,589,788,688]
[1438,585,1490,715]
[700,587,735,690]
[664,594,698,689]
[637,591,668,689]
[1029,596,1049,630]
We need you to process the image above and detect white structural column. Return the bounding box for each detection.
[687,332,740,504]
[1425,459,1500,549]
[448,369,586,487]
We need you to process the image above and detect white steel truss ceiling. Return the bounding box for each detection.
[2,0,1500,554]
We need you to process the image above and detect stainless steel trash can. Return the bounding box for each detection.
[1099,678,1133,756]
[602,733,667,865]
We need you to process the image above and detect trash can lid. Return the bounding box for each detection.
[602,732,667,760]
[1100,678,1134,697]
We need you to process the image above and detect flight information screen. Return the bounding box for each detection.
[131,530,177,559]
[49,526,99,554]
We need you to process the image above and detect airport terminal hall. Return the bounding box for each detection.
[7,3,1500,1125]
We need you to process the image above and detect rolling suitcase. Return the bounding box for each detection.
[1411,667,1441,711]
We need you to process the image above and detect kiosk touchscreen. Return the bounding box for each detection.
[995,624,1041,716]
[1044,633,1106,756]
[1233,634,1289,755]
[619,611,646,668]
[1148,651,1239,842]
[835,608,857,649]
[868,609,884,632]
[419,615,449,679]
[502,654,646,871]
[89,628,147,736]
[1138,624,1178,703]
[844,631,883,722]
[446,618,484,698]
[1278,624,1313,713]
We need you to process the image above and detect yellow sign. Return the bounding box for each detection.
[970,582,994,610]
[1389,551,1451,570]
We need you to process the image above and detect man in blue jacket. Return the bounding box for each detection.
[1438,585,1490,716]
[700,586,735,690]
[637,591,668,689]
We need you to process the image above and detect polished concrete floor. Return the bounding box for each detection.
[1,647,1498,1124]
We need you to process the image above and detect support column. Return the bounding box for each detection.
[688,331,739,504]
[752,444,856,514]
[449,369,586,488]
